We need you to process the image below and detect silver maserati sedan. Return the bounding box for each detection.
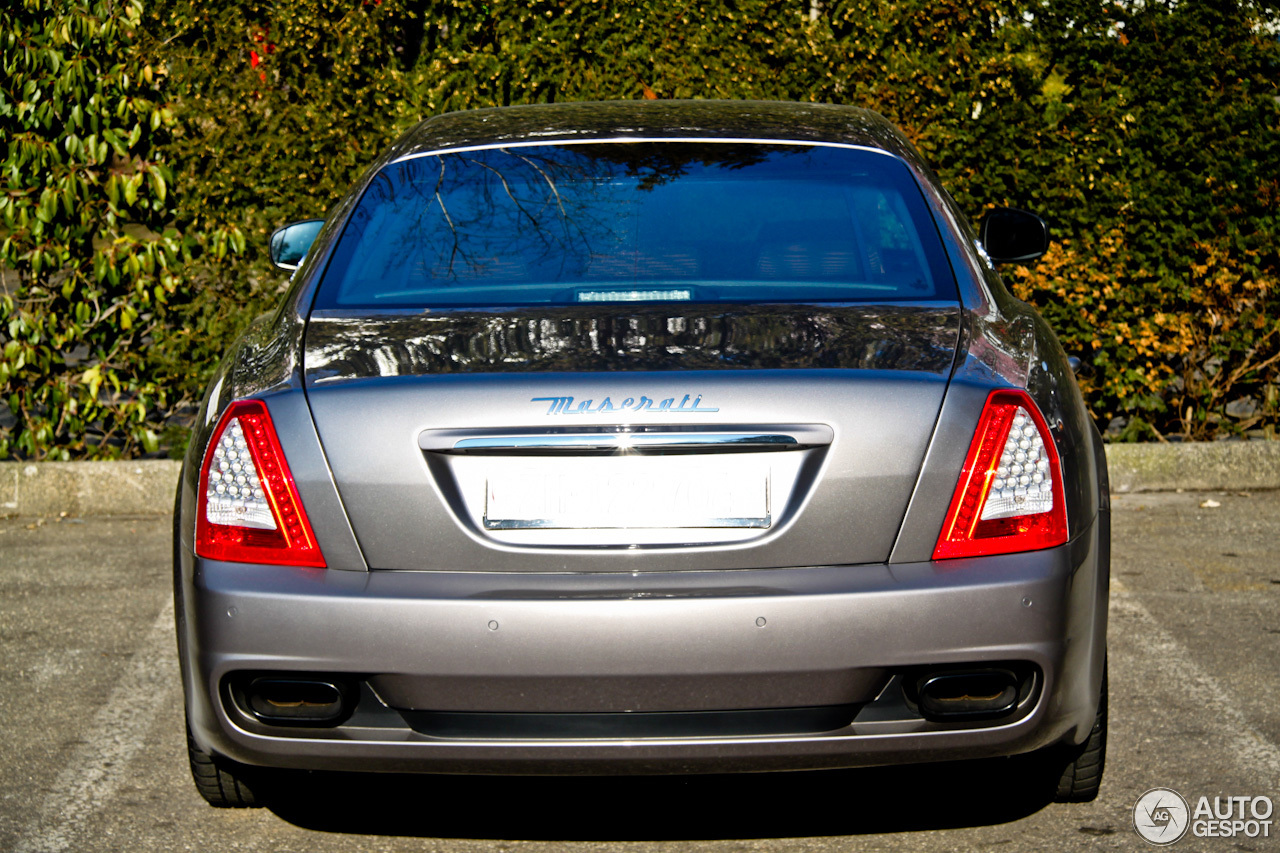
[174,100,1109,808]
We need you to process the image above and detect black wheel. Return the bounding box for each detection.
[1051,662,1107,803]
[187,725,261,808]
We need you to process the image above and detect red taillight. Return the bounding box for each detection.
[195,400,326,568]
[932,389,1068,560]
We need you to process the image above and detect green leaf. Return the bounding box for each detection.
[36,188,57,223]
[82,365,102,398]
[102,128,125,156]
[149,167,166,203]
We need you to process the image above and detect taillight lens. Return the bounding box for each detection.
[195,399,326,568]
[932,390,1068,560]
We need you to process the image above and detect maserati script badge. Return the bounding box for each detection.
[531,394,719,415]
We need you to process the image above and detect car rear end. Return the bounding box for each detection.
[176,105,1107,785]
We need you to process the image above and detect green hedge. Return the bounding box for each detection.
[1,0,183,458]
[2,0,1278,458]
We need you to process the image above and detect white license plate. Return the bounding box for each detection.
[484,457,770,530]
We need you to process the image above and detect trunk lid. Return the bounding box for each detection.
[303,303,958,571]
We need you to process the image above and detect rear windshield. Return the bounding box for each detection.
[314,142,956,309]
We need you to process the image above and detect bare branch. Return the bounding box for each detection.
[506,150,568,218]
[461,156,542,229]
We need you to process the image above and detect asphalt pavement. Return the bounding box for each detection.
[1,492,1278,852]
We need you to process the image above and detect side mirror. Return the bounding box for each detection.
[1067,355,1094,379]
[269,219,324,271]
[978,208,1050,265]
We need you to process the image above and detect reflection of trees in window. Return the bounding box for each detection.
[345,147,621,287]
[332,143,818,295]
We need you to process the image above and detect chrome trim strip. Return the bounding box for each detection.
[420,425,834,455]
[390,137,900,166]
[459,433,794,453]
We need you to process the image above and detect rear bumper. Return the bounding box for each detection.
[179,512,1107,775]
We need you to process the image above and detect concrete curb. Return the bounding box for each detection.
[1104,441,1280,494]
[2,443,1279,518]
[2,460,180,518]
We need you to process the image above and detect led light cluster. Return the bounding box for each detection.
[982,407,1054,520]
[932,389,1068,561]
[195,399,325,568]
[205,418,276,529]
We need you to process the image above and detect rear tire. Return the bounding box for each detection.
[187,725,261,808]
[1050,662,1107,803]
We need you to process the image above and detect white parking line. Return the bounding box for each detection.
[13,600,177,853]
[1111,580,1280,783]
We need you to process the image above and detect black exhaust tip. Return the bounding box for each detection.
[915,668,1022,722]
[241,676,355,725]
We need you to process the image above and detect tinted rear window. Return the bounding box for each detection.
[314,142,956,309]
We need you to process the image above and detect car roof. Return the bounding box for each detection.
[390,100,927,165]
